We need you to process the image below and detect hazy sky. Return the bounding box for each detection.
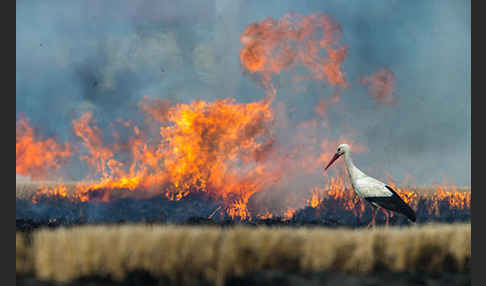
[16,0,470,186]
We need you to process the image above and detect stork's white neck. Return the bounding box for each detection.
[343,152,366,184]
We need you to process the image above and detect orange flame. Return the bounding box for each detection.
[306,176,365,217]
[72,112,115,177]
[16,116,73,180]
[306,177,470,220]
[256,211,274,220]
[283,207,297,220]
[32,184,68,204]
[240,12,349,96]
[256,207,296,220]
[31,98,284,219]
[428,184,471,216]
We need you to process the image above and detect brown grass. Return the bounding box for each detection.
[16,223,470,285]
[16,232,33,275]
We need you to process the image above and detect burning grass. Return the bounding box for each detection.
[16,97,284,218]
[16,181,84,201]
[17,223,470,285]
[16,180,470,226]
[301,179,471,224]
[16,116,74,179]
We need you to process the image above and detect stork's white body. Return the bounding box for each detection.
[342,152,393,199]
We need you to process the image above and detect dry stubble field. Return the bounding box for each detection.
[16,223,471,286]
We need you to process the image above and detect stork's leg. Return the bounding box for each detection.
[383,209,389,227]
[372,207,378,228]
[368,206,378,228]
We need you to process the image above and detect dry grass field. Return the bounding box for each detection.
[16,223,470,285]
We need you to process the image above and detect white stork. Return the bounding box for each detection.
[324,143,416,227]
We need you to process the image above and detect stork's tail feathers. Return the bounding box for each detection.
[402,203,416,222]
[385,186,417,222]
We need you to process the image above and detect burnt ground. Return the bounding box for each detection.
[16,270,471,286]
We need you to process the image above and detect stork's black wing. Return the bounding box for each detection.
[365,185,416,222]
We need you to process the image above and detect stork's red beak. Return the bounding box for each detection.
[324,153,341,171]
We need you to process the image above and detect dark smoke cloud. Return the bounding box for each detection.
[16,0,470,186]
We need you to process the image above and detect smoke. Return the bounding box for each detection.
[17,0,470,189]
[359,68,397,105]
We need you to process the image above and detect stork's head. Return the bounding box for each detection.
[336,143,351,155]
[324,143,350,171]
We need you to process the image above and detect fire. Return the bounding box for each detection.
[256,211,274,220]
[359,67,397,105]
[32,184,68,204]
[164,190,190,201]
[158,98,279,219]
[21,101,470,221]
[69,111,165,202]
[428,184,471,216]
[72,113,116,177]
[255,207,296,220]
[306,177,470,220]
[307,188,323,208]
[226,200,252,220]
[16,12,469,223]
[284,207,297,220]
[240,12,349,95]
[384,181,419,218]
[16,116,74,180]
[306,176,365,217]
[30,98,283,219]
